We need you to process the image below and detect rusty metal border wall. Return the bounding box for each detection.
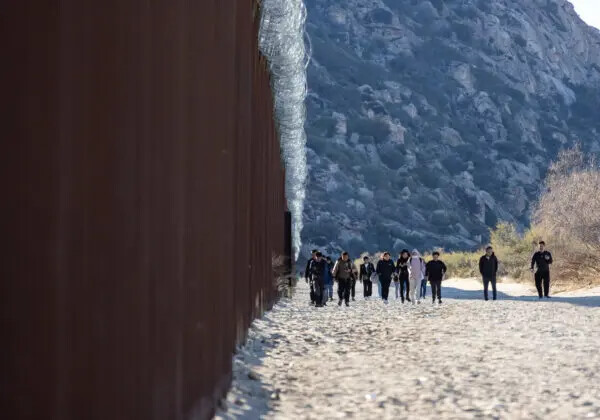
[0,1,289,419]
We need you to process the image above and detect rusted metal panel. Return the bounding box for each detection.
[0,1,289,419]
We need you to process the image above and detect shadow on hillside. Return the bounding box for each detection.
[442,286,600,308]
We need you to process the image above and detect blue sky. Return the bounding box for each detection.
[569,0,600,29]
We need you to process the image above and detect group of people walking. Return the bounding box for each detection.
[304,248,448,307]
[304,241,554,307]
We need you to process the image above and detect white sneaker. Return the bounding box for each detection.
[384,299,389,305]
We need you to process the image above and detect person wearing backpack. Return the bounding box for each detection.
[395,250,410,303]
[479,246,499,301]
[408,249,426,304]
[332,251,356,306]
[376,252,396,304]
[359,256,375,299]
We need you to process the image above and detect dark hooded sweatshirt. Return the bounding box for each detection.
[479,253,499,279]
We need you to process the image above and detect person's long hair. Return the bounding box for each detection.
[398,249,410,264]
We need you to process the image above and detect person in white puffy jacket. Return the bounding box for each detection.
[408,249,426,304]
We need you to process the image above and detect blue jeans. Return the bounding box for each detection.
[394,281,401,299]
[420,279,426,298]
[377,280,382,297]
[326,283,334,299]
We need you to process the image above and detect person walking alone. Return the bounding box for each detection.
[426,251,447,305]
[395,250,410,303]
[332,252,356,307]
[531,241,553,299]
[360,256,375,299]
[408,250,426,304]
[479,246,499,301]
[376,252,396,304]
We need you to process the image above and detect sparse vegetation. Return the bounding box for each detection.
[443,146,600,291]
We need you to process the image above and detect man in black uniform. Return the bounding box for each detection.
[426,251,447,305]
[360,256,375,299]
[311,252,327,307]
[531,241,553,299]
[479,246,499,301]
[376,252,396,304]
[304,249,318,304]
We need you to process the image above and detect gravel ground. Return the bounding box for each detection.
[215,279,600,419]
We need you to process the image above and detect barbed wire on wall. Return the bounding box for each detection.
[258,0,311,261]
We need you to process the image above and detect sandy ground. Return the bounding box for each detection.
[215,279,600,419]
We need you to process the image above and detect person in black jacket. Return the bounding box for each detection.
[530,241,553,298]
[479,246,499,301]
[305,249,319,304]
[359,256,375,299]
[376,252,396,304]
[395,250,410,303]
[311,252,327,307]
[425,251,447,304]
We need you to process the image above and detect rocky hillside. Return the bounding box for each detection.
[301,0,600,258]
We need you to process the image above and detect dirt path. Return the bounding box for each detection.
[216,279,600,419]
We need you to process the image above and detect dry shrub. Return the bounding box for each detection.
[443,251,481,278]
[533,145,600,288]
[444,145,600,290]
[489,223,541,281]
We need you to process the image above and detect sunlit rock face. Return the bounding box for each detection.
[301,0,600,258]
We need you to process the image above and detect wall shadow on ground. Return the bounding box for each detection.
[442,286,600,308]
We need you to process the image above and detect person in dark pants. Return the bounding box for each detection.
[304,249,318,304]
[395,250,410,303]
[333,251,356,306]
[360,256,375,299]
[350,264,357,302]
[426,251,447,305]
[479,246,499,301]
[376,252,396,304]
[324,256,334,301]
[531,241,553,299]
[311,252,327,307]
